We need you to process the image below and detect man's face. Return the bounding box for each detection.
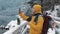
[52,22,56,28]
[32,8,36,14]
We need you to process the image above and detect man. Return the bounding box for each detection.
[19,4,44,34]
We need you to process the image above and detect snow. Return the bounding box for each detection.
[47,28,55,34]
[3,15,29,34]
[5,20,18,29]
[46,5,60,34]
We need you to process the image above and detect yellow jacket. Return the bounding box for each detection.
[19,12,44,34]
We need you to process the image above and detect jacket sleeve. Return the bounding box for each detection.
[19,13,28,20]
[29,16,44,31]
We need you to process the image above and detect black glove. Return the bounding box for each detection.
[19,8,22,14]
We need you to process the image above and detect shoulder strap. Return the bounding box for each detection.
[26,13,43,22]
[34,13,43,24]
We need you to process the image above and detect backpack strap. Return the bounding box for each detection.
[26,13,43,23]
[33,13,43,24]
